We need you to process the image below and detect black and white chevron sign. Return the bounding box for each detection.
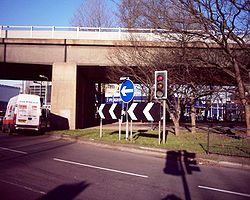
[98,103,122,120]
[127,102,161,122]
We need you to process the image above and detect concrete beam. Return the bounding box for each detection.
[51,62,77,130]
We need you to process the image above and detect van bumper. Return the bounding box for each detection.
[15,125,39,131]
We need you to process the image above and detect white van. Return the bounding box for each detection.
[2,94,43,133]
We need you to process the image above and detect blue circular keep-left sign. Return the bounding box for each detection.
[119,79,135,103]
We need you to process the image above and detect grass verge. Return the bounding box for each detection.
[50,127,250,157]
[50,128,208,154]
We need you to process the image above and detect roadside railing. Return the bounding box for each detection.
[206,125,250,157]
[0,25,229,43]
[1,26,246,45]
[0,25,168,41]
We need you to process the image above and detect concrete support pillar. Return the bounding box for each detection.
[51,62,77,129]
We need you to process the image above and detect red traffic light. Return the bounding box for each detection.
[154,71,167,99]
[157,75,164,81]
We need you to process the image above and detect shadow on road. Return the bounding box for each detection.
[0,139,76,162]
[163,151,200,200]
[38,181,90,200]
[162,194,182,200]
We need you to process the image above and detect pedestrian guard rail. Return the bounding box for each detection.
[205,125,250,158]
[0,25,240,44]
[0,25,176,41]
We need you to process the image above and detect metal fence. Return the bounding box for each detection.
[206,125,250,157]
[0,25,222,43]
[0,25,171,41]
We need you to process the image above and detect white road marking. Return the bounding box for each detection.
[0,146,27,154]
[54,158,149,178]
[198,185,250,198]
[0,179,46,195]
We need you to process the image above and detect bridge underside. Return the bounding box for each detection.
[0,62,111,129]
[76,65,110,129]
[0,62,52,81]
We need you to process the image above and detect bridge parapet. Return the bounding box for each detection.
[0,26,166,41]
[0,25,226,45]
[1,25,244,48]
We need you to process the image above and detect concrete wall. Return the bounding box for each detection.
[67,46,114,66]
[0,39,119,66]
[6,44,65,64]
[0,43,4,62]
[51,62,76,130]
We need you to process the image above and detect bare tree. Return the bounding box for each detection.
[71,0,117,27]
[170,0,250,135]
[108,36,228,135]
[114,0,250,135]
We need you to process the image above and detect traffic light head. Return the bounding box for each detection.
[154,71,167,99]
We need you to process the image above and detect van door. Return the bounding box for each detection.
[27,103,40,126]
[16,104,28,125]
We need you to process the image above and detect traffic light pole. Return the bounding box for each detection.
[154,70,167,144]
[163,99,166,144]
[125,103,129,140]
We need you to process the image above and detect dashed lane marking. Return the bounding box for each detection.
[0,146,27,154]
[198,185,250,198]
[0,179,46,195]
[54,158,149,178]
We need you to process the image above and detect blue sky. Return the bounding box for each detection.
[0,0,117,86]
[0,0,83,26]
[0,0,82,86]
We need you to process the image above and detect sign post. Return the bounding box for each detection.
[154,71,167,144]
[98,104,105,138]
[125,104,129,140]
[100,118,103,138]
[119,79,135,140]
[163,100,166,143]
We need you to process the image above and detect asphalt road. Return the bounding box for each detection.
[0,132,249,200]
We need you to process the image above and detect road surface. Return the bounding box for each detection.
[0,133,249,200]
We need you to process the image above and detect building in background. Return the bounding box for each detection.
[25,81,52,109]
[104,83,148,103]
[0,84,20,112]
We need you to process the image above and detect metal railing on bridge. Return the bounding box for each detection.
[0,25,170,41]
[1,25,243,44]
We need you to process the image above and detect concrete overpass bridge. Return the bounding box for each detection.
[0,26,237,129]
[0,26,170,129]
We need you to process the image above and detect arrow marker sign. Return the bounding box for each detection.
[121,86,134,96]
[127,102,161,122]
[109,103,118,119]
[127,103,138,121]
[98,104,105,119]
[98,104,122,120]
[119,79,135,103]
[143,102,154,121]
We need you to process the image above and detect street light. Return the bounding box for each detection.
[33,81,42,97]
[39,75,49,122]
[119,77,129,81]
[39,75,48,107]
[39,74,48,80]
